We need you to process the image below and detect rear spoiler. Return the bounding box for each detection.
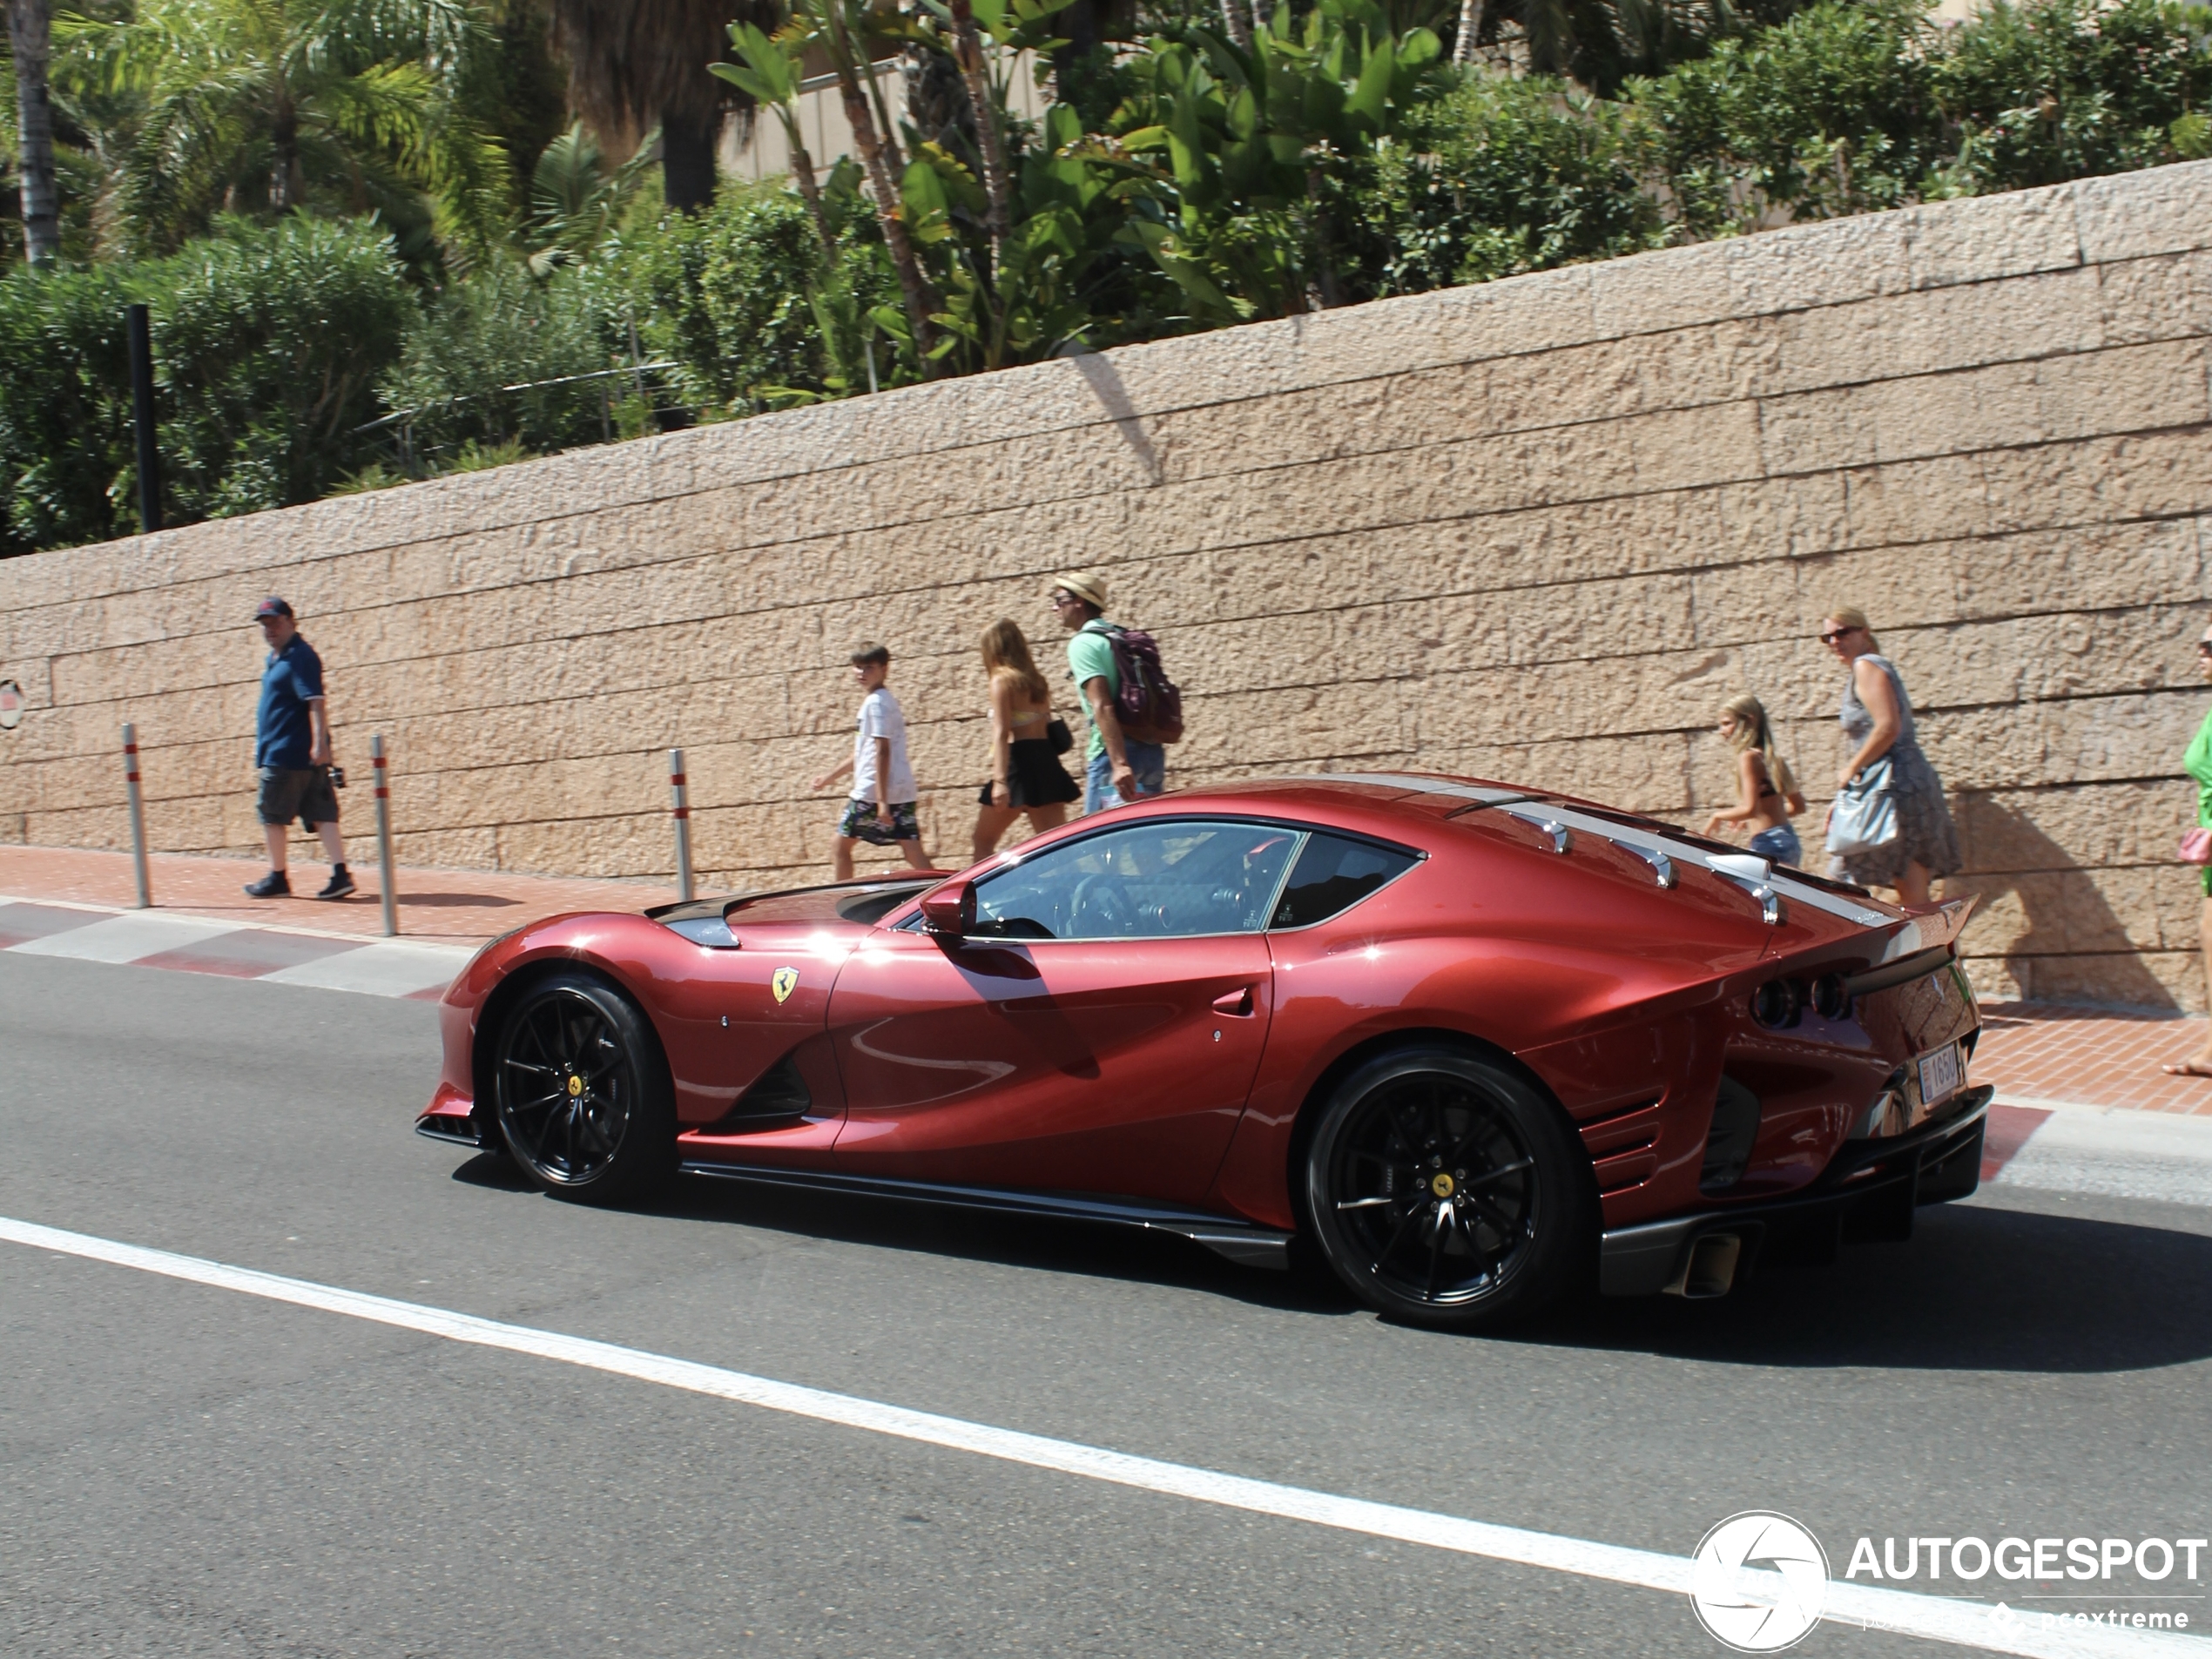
[1842,896,1979,998]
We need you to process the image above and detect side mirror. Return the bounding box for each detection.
[920,878,976,937]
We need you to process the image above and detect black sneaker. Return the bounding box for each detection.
[316,867,357,901]
[244,870,290,899]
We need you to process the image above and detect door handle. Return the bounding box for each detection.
[1211,986,1257,1017]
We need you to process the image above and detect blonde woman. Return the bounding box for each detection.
[1820,605,1961,906]
[972,619,1079,860]
[1703,694,1807,866]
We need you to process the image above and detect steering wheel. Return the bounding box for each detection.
[1068,873,1136,937]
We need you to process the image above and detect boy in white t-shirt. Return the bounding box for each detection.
[809,642,930,880]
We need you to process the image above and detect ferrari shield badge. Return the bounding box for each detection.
[771,967,799,1004]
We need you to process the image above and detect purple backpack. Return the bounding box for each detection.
[1107,625,1184,745]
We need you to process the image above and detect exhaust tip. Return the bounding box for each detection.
[1664,1232,1743,1299]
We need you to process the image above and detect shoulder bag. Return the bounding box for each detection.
[1826,756,1899,857]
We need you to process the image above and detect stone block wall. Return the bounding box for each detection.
[5,163,2212,1008]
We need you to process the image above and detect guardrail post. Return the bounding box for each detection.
[670,747,694,903]
[121,723,152,908]
[372,732,398,938]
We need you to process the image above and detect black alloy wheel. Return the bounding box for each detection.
[493,971,674,1202]
[1303,1047,1591,1329]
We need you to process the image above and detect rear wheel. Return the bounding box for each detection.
[1302,1047,1590,1329]
[492,971,674,1204]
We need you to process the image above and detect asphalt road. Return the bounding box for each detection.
[3,952,2209,1658]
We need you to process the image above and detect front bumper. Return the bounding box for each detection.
[1599,1084,1993,1297]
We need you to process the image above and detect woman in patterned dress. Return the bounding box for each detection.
[1819,606,1961,907]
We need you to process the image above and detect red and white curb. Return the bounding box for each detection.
[1984,1099,2212,1209]
[0,894,471,1000]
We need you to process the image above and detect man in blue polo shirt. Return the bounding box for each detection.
[246,597,353,900]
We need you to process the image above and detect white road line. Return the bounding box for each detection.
[259,939,469,996]
[0,1217,2195,1659]
[9,911,245,963]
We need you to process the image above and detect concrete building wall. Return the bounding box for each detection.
[5,163,2212,1007]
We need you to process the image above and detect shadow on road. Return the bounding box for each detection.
[446,1154,2212,1368]
[1521,1200,2212,1373]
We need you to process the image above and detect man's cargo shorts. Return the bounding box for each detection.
[258,765,340,829]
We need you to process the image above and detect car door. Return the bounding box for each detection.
[826,819,1301,1205]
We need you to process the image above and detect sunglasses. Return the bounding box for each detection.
[2198,640,2212,656]
[1818,627,1860,644]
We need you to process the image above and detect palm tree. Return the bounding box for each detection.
[7,0,61,264]
[523,117,651,270]
[66,0,508,258]
[713,21,833,250]
[548,0,772,213]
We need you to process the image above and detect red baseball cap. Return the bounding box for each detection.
[254,597,294,620]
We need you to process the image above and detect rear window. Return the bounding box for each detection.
[1271,833,1419,928]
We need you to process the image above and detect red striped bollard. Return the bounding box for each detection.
[670,747,694,903]
[121,724,152,907]
[371,733,397,937]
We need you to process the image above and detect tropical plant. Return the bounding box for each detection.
[523,118,651,271]
[712,21,835,251]
[548,0,770,212]
[1111,0,1449,318]
[789,0,942,364]
[58,0,510,261]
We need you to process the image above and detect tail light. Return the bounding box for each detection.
[1750,979,1801,1028]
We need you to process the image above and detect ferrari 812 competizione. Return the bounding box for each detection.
[419,774,1987,1328]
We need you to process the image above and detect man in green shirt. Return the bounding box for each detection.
[1049,570,1166,814]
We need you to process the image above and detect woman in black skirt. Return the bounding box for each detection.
[973,618,1081,859]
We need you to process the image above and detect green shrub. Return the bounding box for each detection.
[0,215,410,550]
[1934,0,2212,191]
[380,261,618,464]
[1356,72,1663,293]
[1634,0,1948,235]
[0,264,140,553]
[604,185,869,414]
[152,218,415,520]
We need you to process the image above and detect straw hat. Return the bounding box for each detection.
[1049,570,1109,611]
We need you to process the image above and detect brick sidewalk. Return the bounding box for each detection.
[1972,1002,2212,1118]
[0,845,674,948]
[7,844,2211,1117]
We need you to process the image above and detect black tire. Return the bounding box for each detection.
[490,970,675,1204]
[1301,1046,1591,1330]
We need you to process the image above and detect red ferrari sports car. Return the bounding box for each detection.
[419,773,1988,1328]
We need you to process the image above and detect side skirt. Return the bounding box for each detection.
[678,1159,1294,1271]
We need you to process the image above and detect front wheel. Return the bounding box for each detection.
[491,971,674,1204]
[1302,1047,1591,1329]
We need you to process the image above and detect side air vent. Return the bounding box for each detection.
[704,1052,813,1131]
[1700,1076,1763,1193]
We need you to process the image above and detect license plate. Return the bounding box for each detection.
[1917,1042,1963,1109]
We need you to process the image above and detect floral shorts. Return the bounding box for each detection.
[837,798,920,845]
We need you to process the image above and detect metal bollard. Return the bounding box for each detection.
[121,723,152,908]
[371,733,398,938]
[669,747,694,903]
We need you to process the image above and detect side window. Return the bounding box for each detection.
[1271,833,1418,928]
[973,821,1303,940]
